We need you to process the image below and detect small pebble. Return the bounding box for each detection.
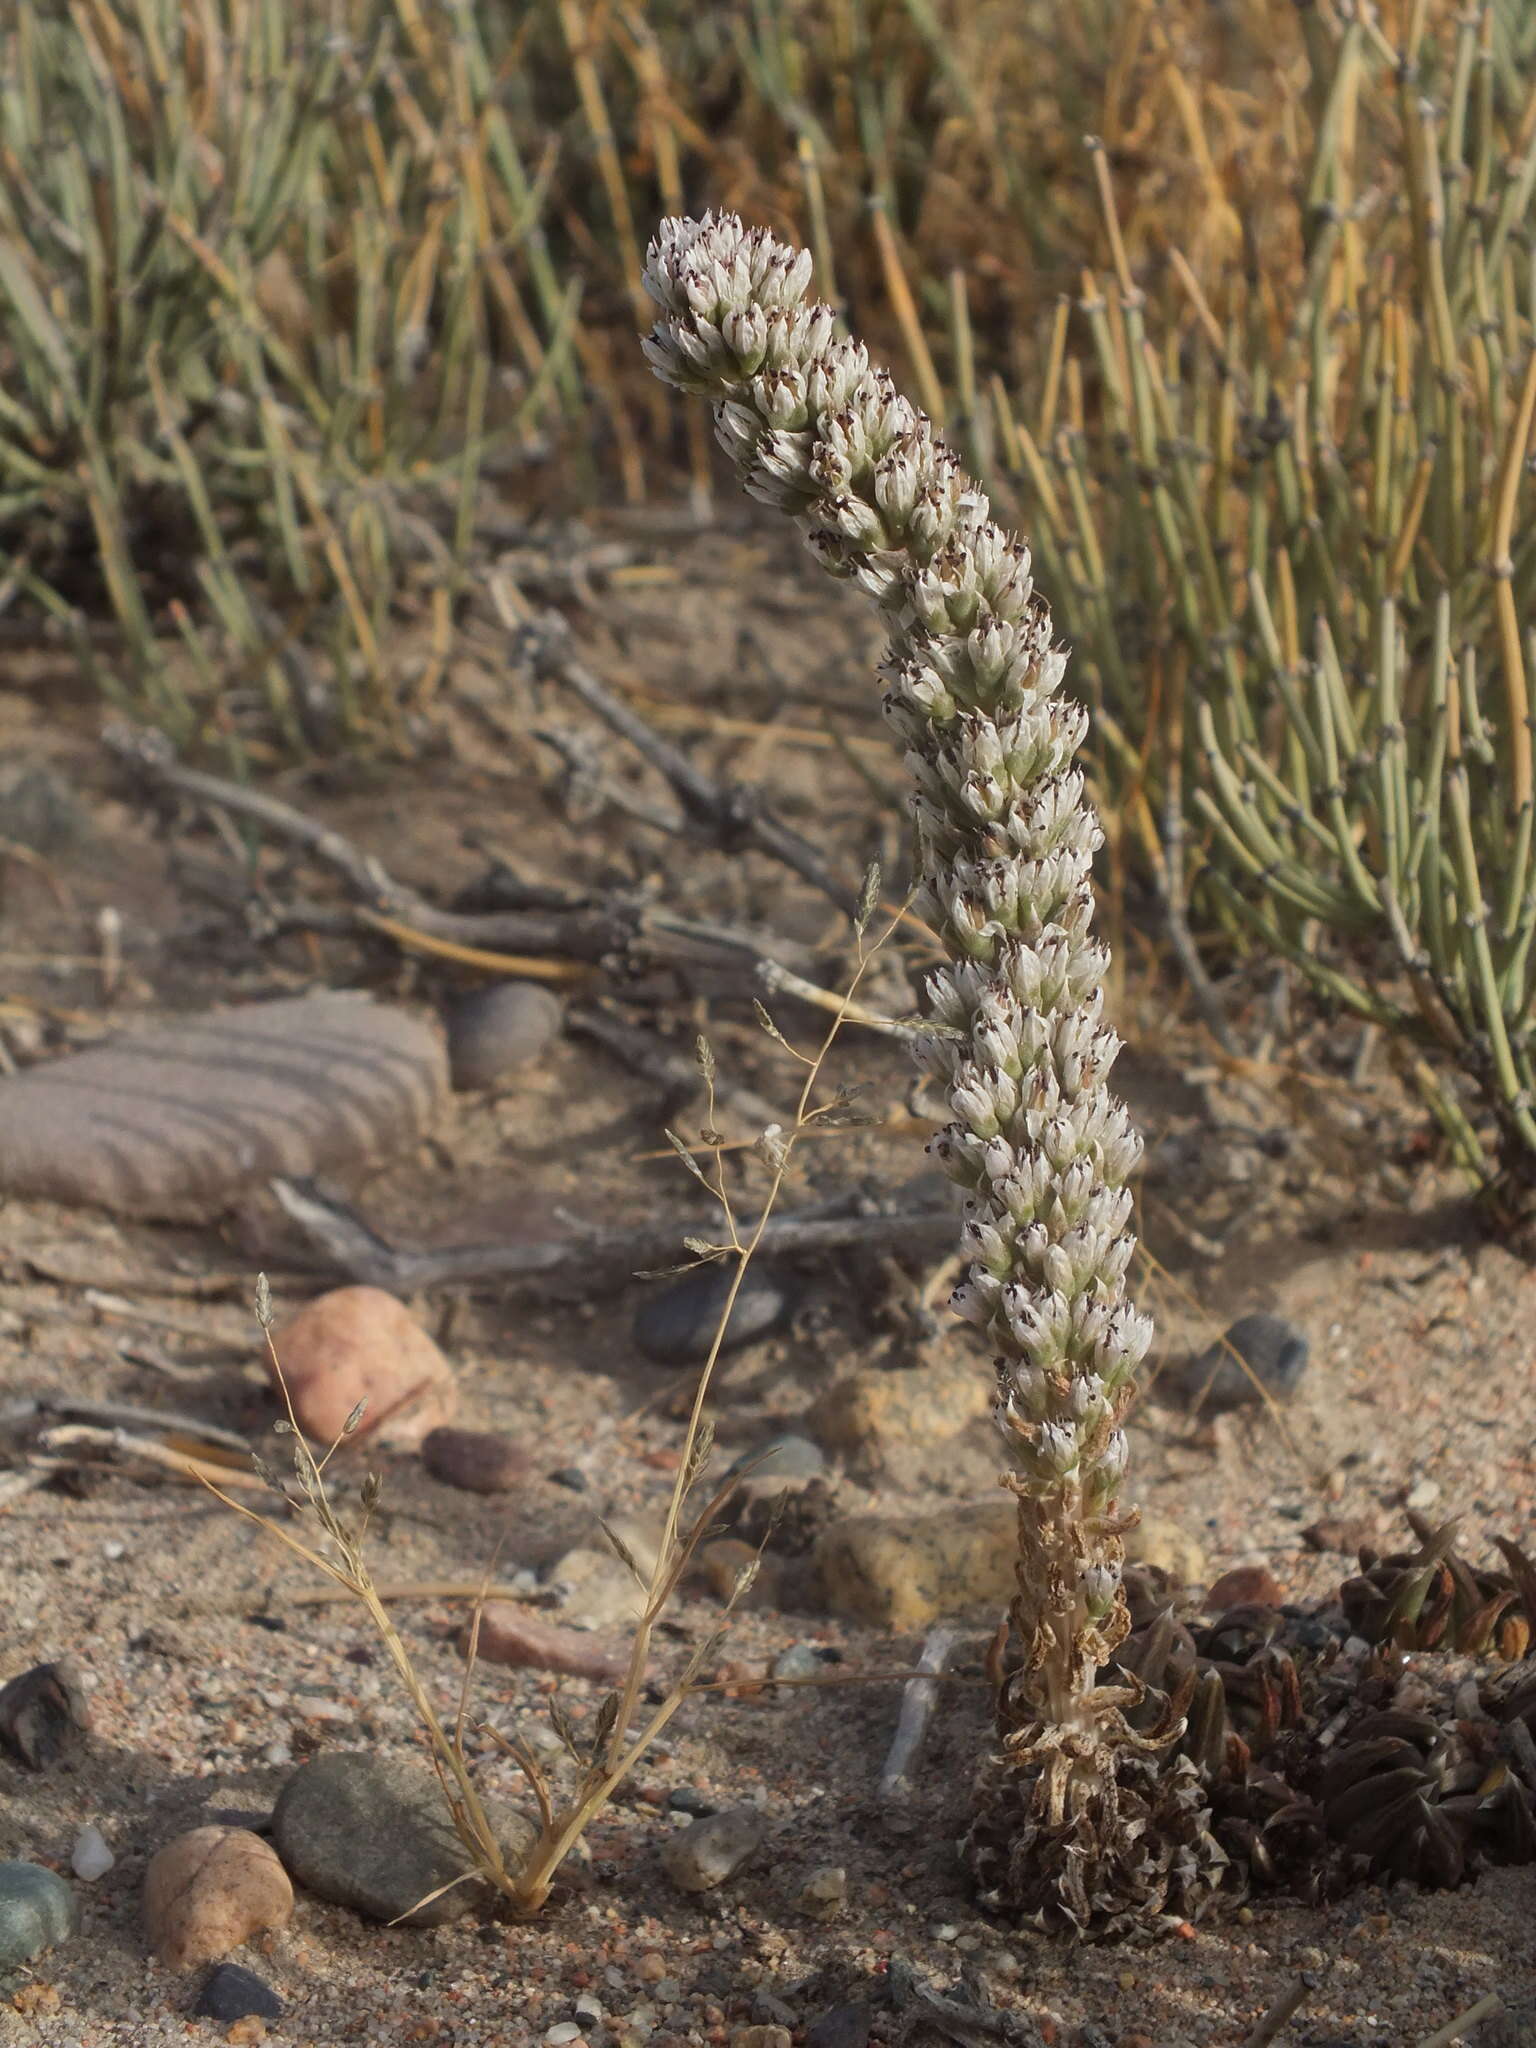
[796,1865,847,1921]
[471,1603,630,1685]
[0,1862,77,1970]
[666,1786,717,1818]
[1303,1516,1374,1554]
[633,1262,791,1366]
[725,1435,826,1485]
[1183,1312,1309,1411]
[545,2025,583,2046]
[70,1825,114,1881]
[420,1425,530,1494]
[696,1538,781,1609]
[193,1963,285,2022]
[769,1642,824,1682]
[732,2030,792,2048]
[548,1466,589,1492]
[445,981,563,1091]
[143,1826,292,1970]
[660,1805,766,1893]
[270,1285,457,1450]
[1406,1475,1442,1510]
[547,1545,646,1631]
[1205,1564,1284,1610]
[0,1659,92,1770]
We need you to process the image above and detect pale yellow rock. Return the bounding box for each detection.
[693,1538,781,1610]
[809,1357,991,1458]
[812,1500,1016,1629]
[142,1826,292,1971]
[548,1545,646,1630]
[1124,1512,1208,1588]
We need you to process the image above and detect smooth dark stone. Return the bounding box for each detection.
[666,1786,717,1818]
[445,982,563,1091]
[547,1466,589,1492]
[420,1426,530,1494]
[1183,1312,1310,1411]
[193,1963,284,2021]
[0,1660,90,1770]
[806,2002,872,2048]
[633,1262,791,1365]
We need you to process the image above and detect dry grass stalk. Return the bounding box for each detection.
[196,882,900,1916]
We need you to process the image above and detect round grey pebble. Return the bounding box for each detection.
[547,1466,588,1492]
[193,1963,284,2022]
[726,1434,825,1484]
[634,1263,791,1365]
[660,1804,766,1893]
[0,1861,77,1970]
[271,1752,536,1926]
[446,982,563,1092]
[1183,1312,1309,1411]
[769,1642,825,1682]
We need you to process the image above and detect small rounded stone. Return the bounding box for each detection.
[725,1434,826,1485]
[270,1286,457,1450]
[421,1426,530,1494]
[446,982,563,1092]
[0,1862,77,1970]
[70,1825,114,1881]
[143,1826,292,1971]
[193,1963,285,2022]
[660,1805,766,1893]
[1205,1563,1284,1610]
[1184,1312,1309,1411]
[634,1263,791,1365]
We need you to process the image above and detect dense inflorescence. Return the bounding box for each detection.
[642,212,1225,1933]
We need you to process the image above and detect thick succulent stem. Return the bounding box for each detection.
[640,212,1224,1934]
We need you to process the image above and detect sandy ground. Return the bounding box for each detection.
[1,521,1534,2047]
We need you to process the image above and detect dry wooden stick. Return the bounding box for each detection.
[270,1175,959,1294]
[497,592,857,914]
[1414,1995,1503,2048]
[1243,1975,1318,2048]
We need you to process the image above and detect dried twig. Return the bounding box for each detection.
[270,1176,959,1293]
[1243,1975,1318,2048]
[34,1423,269,1491]
[109,722,827,988]
[16,1394,252,1455]
[498,593,857,914]
[878,1625,968,1803]
[568,1007,783,1130]
[1414,1995,1503,2048]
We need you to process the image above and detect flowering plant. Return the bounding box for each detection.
[642,212,1224,1933]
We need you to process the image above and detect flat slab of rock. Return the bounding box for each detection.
[0,994,447,1219]
[271,1752,535,1926]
